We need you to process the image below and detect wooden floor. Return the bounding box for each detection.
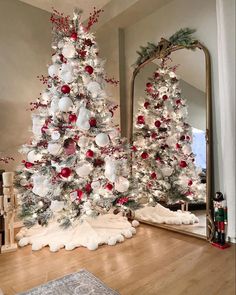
[0,224,235,295]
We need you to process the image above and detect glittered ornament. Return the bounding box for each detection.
[61,84,70,94]
[86,149,94,158]
[154,120,161,128]
[48,142,61,156]
[27,150,43,163]
[141,152,149,159]
[64,138,76,155]
[89,117,97,127]
[137,115,145,124]
[61,167,72,178]
[68,113,77,123]
[179,160,187,168]
[85,65,94,75]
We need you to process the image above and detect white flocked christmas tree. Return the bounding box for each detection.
[132,59,206,206]
[15,8,137,230]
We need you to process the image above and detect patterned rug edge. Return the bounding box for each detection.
[17,269,120,295]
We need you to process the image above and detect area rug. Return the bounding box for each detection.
[18,269,119,295]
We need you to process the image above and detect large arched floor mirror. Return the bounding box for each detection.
[129,37,214,241]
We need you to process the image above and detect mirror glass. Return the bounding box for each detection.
[132,48,207,238]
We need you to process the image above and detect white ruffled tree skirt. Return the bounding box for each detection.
[135,204,199,225]
[16,214,140,252]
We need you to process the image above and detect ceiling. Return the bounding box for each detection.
[19,0,111,20]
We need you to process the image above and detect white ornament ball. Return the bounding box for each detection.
[59,63,75,83]
[77,136,89,147]
[48,64,60,77]
[87,81,101,98]
[62,43,76,58]
[182,145,192,155]
[95,133,109,147]
[115,177,130,193]
[58,96,73,112]
[132,220,140,227]
[51,130,60,141]
[38,201,44,208]
[27,150,43,163]
[76,162,93,178]
[48,143,61,156]
[161,167,173,177]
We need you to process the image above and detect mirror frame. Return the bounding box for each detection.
[128,39,214,241]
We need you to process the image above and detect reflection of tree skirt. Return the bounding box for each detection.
[16,214,140,252]
[135,204,199,225]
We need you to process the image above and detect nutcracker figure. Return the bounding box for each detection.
[212,192,230,249]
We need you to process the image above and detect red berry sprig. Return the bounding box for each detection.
[0,156,14,164]
[50,8,71,34]
[85,7,104,31]
[105,76,119,86]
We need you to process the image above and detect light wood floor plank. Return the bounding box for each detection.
[0,224,235,295]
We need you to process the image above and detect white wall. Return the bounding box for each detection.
[0,0,51,171]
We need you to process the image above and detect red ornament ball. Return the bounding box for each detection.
[70,32,77,40]
[179,160,187,168]
[176,99,181,105]
[162,95,168,100]
[137,115,145,124]
[61,85,70,94]
[106,183,113,191]
[89,117,97,127]
[176,143,181,149]
[132,145,137,152]
[25,162,34,169]
[151,132,157,139]
[146,82,152,88]
[85,65,94,75]
[85,183,92,193]
[68,113,77,123]
[141,152,149,159]
[150,172,157,179]
[144,101,150,109]
[155,72,160,78]
[188,180,193,186]
[61,167,71,178]
[180,135,185,141]
[86,149,94,158]
[76,189,83,200]
[154,120,161,128]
